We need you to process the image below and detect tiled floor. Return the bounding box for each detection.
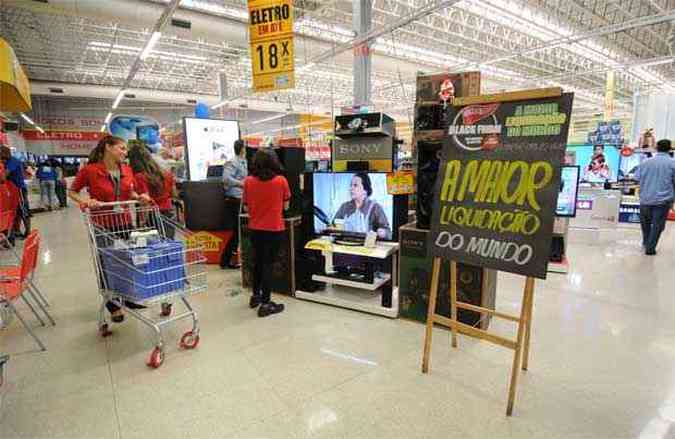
[2,207,675,438]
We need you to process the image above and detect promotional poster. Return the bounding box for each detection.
[184,118,240,181]
[428,93,574,279]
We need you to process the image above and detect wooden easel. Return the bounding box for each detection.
[421,257,536,416]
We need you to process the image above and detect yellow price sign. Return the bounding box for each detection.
[247,0,295,93]
[387,171,415,195]
[251,38,295,92]
[248,0,293,42]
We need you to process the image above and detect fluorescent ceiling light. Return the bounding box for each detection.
[140,32,162,61]
[89,42,208,62]
[20,113,35,125]
[112,90,125,109]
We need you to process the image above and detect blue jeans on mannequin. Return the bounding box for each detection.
[640,203,671,254]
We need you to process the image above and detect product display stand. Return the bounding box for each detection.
[421,258,536,416]
[295,239,400,318]
[549,217,570,274]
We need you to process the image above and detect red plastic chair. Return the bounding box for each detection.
[0,230,50,351]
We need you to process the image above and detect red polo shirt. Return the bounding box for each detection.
[242,175,290,232]
[134,171,175,212]
[71,163,137,228]
[71,163,137,202]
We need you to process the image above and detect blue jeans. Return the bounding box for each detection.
[640,204,671,253]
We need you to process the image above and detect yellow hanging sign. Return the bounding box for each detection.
[247,0,295,92]
[0,38,31,113]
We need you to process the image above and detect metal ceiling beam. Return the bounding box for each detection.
[212,0,464,109]
[446,10,675,71]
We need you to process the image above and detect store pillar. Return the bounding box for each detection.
[353,0,372,108]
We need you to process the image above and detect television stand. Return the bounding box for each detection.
[295,238,400,318]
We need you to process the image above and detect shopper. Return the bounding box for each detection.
[220,140,247,269]
[54,160,68,209]
[242,148,289,317]
[36,159,58,211]
[635,139,675,256]
[0,146,29,239]
[68,135,151,323]
[127,144,178,237]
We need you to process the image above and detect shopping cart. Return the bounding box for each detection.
[81,200,207,368]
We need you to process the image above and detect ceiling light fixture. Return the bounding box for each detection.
[140,32,162,61]
[112,90,125,109]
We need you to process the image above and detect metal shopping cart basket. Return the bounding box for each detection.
[81,201,207,368]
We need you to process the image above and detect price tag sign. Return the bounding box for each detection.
[247,0,295,92]
[387,171,415,195]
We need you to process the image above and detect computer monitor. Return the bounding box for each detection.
[556,166,580,217]
[183,117,240,181]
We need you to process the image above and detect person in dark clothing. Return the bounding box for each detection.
[635,139,675,255]
[220,140,247,269]
[242,148,289,318]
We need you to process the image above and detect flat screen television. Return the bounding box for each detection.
[566,144,620,183]
[183,117,240,181]
[312,172,395,241]
[556,166,580,217]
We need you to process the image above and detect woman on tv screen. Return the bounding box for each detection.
[333,172,391,239]
[584,145,611,181]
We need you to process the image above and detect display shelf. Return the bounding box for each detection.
[296,286,399,318]
[312,273,391,291]
[305,239,398,259]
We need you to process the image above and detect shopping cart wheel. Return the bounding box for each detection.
[160,303,172,317]
[147,347,164,369]
[179,331,200,350]
[99,324,113,338]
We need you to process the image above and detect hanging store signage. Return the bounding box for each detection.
[428,92,574,279]
[247,0,295,92]
[0,38,31,113]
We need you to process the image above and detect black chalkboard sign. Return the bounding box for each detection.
[428,93,574,279]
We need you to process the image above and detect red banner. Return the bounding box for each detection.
[22,130,102,141]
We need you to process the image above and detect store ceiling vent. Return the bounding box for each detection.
[124,93,136,99]
[187,99,197,104]
[48,88,64,94]
[171,18,192,30]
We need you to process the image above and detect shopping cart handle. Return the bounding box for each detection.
[97,200,140,207]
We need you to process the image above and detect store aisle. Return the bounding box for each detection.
[1,206,675,438]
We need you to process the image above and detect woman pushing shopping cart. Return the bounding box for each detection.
[70,136,206,368]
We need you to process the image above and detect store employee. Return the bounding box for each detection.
[221,140,247,269]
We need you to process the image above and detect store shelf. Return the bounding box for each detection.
[312,273,391,291]
[296,286,399,319]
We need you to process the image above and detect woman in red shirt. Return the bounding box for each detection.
[242,149,290,317]
[127,144,177,238]
[69,135,150,323]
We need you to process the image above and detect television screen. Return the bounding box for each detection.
[567,144,620,183]
[184,118,239,181]
[556,166,580,217]
[313,172,394,240]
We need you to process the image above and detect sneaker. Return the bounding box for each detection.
[258,301,284,317]
[249,295,261,309]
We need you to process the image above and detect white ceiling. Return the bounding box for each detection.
[1,0,674,124]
